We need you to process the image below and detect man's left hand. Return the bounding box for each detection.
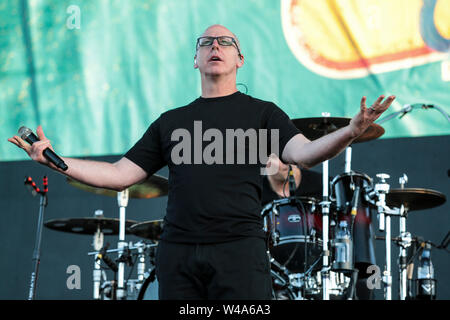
[349,95,396,138]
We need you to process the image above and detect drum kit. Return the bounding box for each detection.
[41,116,447,301]
[263,116,447,300]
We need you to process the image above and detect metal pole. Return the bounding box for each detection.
[321,159,330,300]
[344,146,352,173]
[28,193,47,300]
[399,211,408,300]
[116,190,129,300]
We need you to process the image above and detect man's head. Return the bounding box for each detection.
[266,153,301,182]
[194,25,244,77]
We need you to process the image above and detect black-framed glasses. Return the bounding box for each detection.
[196,36,242,56]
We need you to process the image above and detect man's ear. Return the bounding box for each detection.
[236,54,244,69]
[194,55,198,69]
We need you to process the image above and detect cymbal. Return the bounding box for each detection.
[44,217,139,235]
[385,188,446,211]
[128,220,164,240]
[291,117,384,143]
[67,174,168,199]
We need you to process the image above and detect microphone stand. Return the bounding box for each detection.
[25,176,48,300]
[377,103,450,124]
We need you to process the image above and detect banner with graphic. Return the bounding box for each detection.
[1,0,449,161]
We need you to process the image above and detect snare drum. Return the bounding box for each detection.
[262,197,323,272]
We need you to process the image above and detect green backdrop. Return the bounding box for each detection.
[1,0,449,161]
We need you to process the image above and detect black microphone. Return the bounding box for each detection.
[18,126,68,171]
[288,165,296,196]
[98,243,118,273]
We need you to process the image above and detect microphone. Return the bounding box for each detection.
[18,126,68,171]
[97,243,118,273]
[350,186,361,218]
[288,165,296,197]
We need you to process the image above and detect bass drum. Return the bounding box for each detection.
[136,269,159,300]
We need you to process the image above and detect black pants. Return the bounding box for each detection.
[155,237,272,300]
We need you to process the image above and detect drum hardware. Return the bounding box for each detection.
[65,175,167,300]
[92,210,105,300]
[290,115,386,300]
[88,241,159,300]
[364,173,400,300]
[319,112,332,301]
[116,190,129,300]
[24,176,49,300]
[398,174,409,300]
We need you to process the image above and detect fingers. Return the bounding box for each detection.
[360,96,367,112]
[381,95,396,109]
[36,125,47,141]
[369,95,396,114]
[8,136,29,151]
[7,133,52,164]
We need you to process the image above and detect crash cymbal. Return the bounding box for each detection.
[44,217,139,235]
[291,117,384,143]
[67,174,168,199]
[385,188,446,211]
[128,220,164,240]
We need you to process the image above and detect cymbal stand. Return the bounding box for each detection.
[321,160,332,300]
[372,174,400,300]
[92,210,105,300]
[116,190,129,300]
[344,146,352,173]
[320,112,332,300]
[397,174,412,300]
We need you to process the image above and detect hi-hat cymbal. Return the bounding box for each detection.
[385,188,446,211]
[67,174,168,199]
[128,220,164,240]
[291,117,384,143]
[44,217,139,235]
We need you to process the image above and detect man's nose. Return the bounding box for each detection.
[211,38,220,49]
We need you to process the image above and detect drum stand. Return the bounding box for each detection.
[116,190,129,300]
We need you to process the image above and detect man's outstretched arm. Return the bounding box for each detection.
[282,95,395,169]
[8,125,148,191]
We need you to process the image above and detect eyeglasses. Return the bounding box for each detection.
[196,36,242,57]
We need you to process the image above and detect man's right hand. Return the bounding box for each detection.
[7,125,55,168]
[8,125,149,191]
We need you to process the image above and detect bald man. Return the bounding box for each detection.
[9,24,395,300]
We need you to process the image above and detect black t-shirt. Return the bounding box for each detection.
[124,91,300,243]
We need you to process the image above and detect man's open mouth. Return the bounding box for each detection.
[209,56,222,62]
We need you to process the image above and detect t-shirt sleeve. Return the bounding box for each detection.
[266,104,301,156]
[124,116,167,175]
